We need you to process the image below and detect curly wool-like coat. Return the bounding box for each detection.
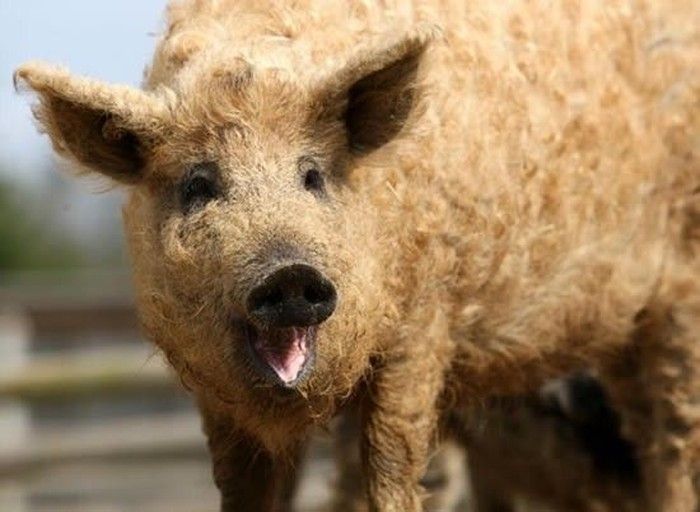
[334,373,643,512]
[15,1,700,510]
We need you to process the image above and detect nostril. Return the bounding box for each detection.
[262,287,283,308]
[248,285,284,315]
[303,285,324,304]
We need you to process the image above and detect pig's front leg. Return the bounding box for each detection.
[201,408,303,512]
[361,341,449,512]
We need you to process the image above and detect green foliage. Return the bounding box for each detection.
[0,180,83,271]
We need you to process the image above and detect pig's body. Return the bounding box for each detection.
[16,0,700,510]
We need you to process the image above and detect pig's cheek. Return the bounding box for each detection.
[159,218,218,285]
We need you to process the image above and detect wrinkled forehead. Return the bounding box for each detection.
[173,48,313,129]
[152,55,324,178]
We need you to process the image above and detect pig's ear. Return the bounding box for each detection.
[318,24,439,153]
[14,62,168,185]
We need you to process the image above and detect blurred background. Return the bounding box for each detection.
[0,2,329,511]
[0,2,220,512]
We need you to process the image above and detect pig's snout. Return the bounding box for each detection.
[246,264,337,328]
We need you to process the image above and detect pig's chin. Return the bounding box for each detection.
[244,323,316,388]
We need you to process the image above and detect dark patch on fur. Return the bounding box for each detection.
[543,374,641,486]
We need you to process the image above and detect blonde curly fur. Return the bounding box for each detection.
[14,1,700,510]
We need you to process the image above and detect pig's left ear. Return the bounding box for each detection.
[14,62,168,185]
[317,24,440,153]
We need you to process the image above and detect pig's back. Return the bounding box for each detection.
[353,0,700,303]
[149,0,700,295]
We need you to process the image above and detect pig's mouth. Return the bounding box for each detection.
[243,322,316,388]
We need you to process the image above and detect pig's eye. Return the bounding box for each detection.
[180,163,220,212]
[300,158,325,195]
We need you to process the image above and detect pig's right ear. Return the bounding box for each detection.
[14,62,168,185]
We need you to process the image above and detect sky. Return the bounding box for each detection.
[0,1,166,184]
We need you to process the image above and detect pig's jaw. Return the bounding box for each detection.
[245,323,316,387]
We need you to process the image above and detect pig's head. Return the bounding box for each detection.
[15,25,433,449]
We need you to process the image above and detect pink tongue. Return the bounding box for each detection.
[255,327,308,384]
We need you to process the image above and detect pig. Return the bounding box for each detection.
[14,0,700,510]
